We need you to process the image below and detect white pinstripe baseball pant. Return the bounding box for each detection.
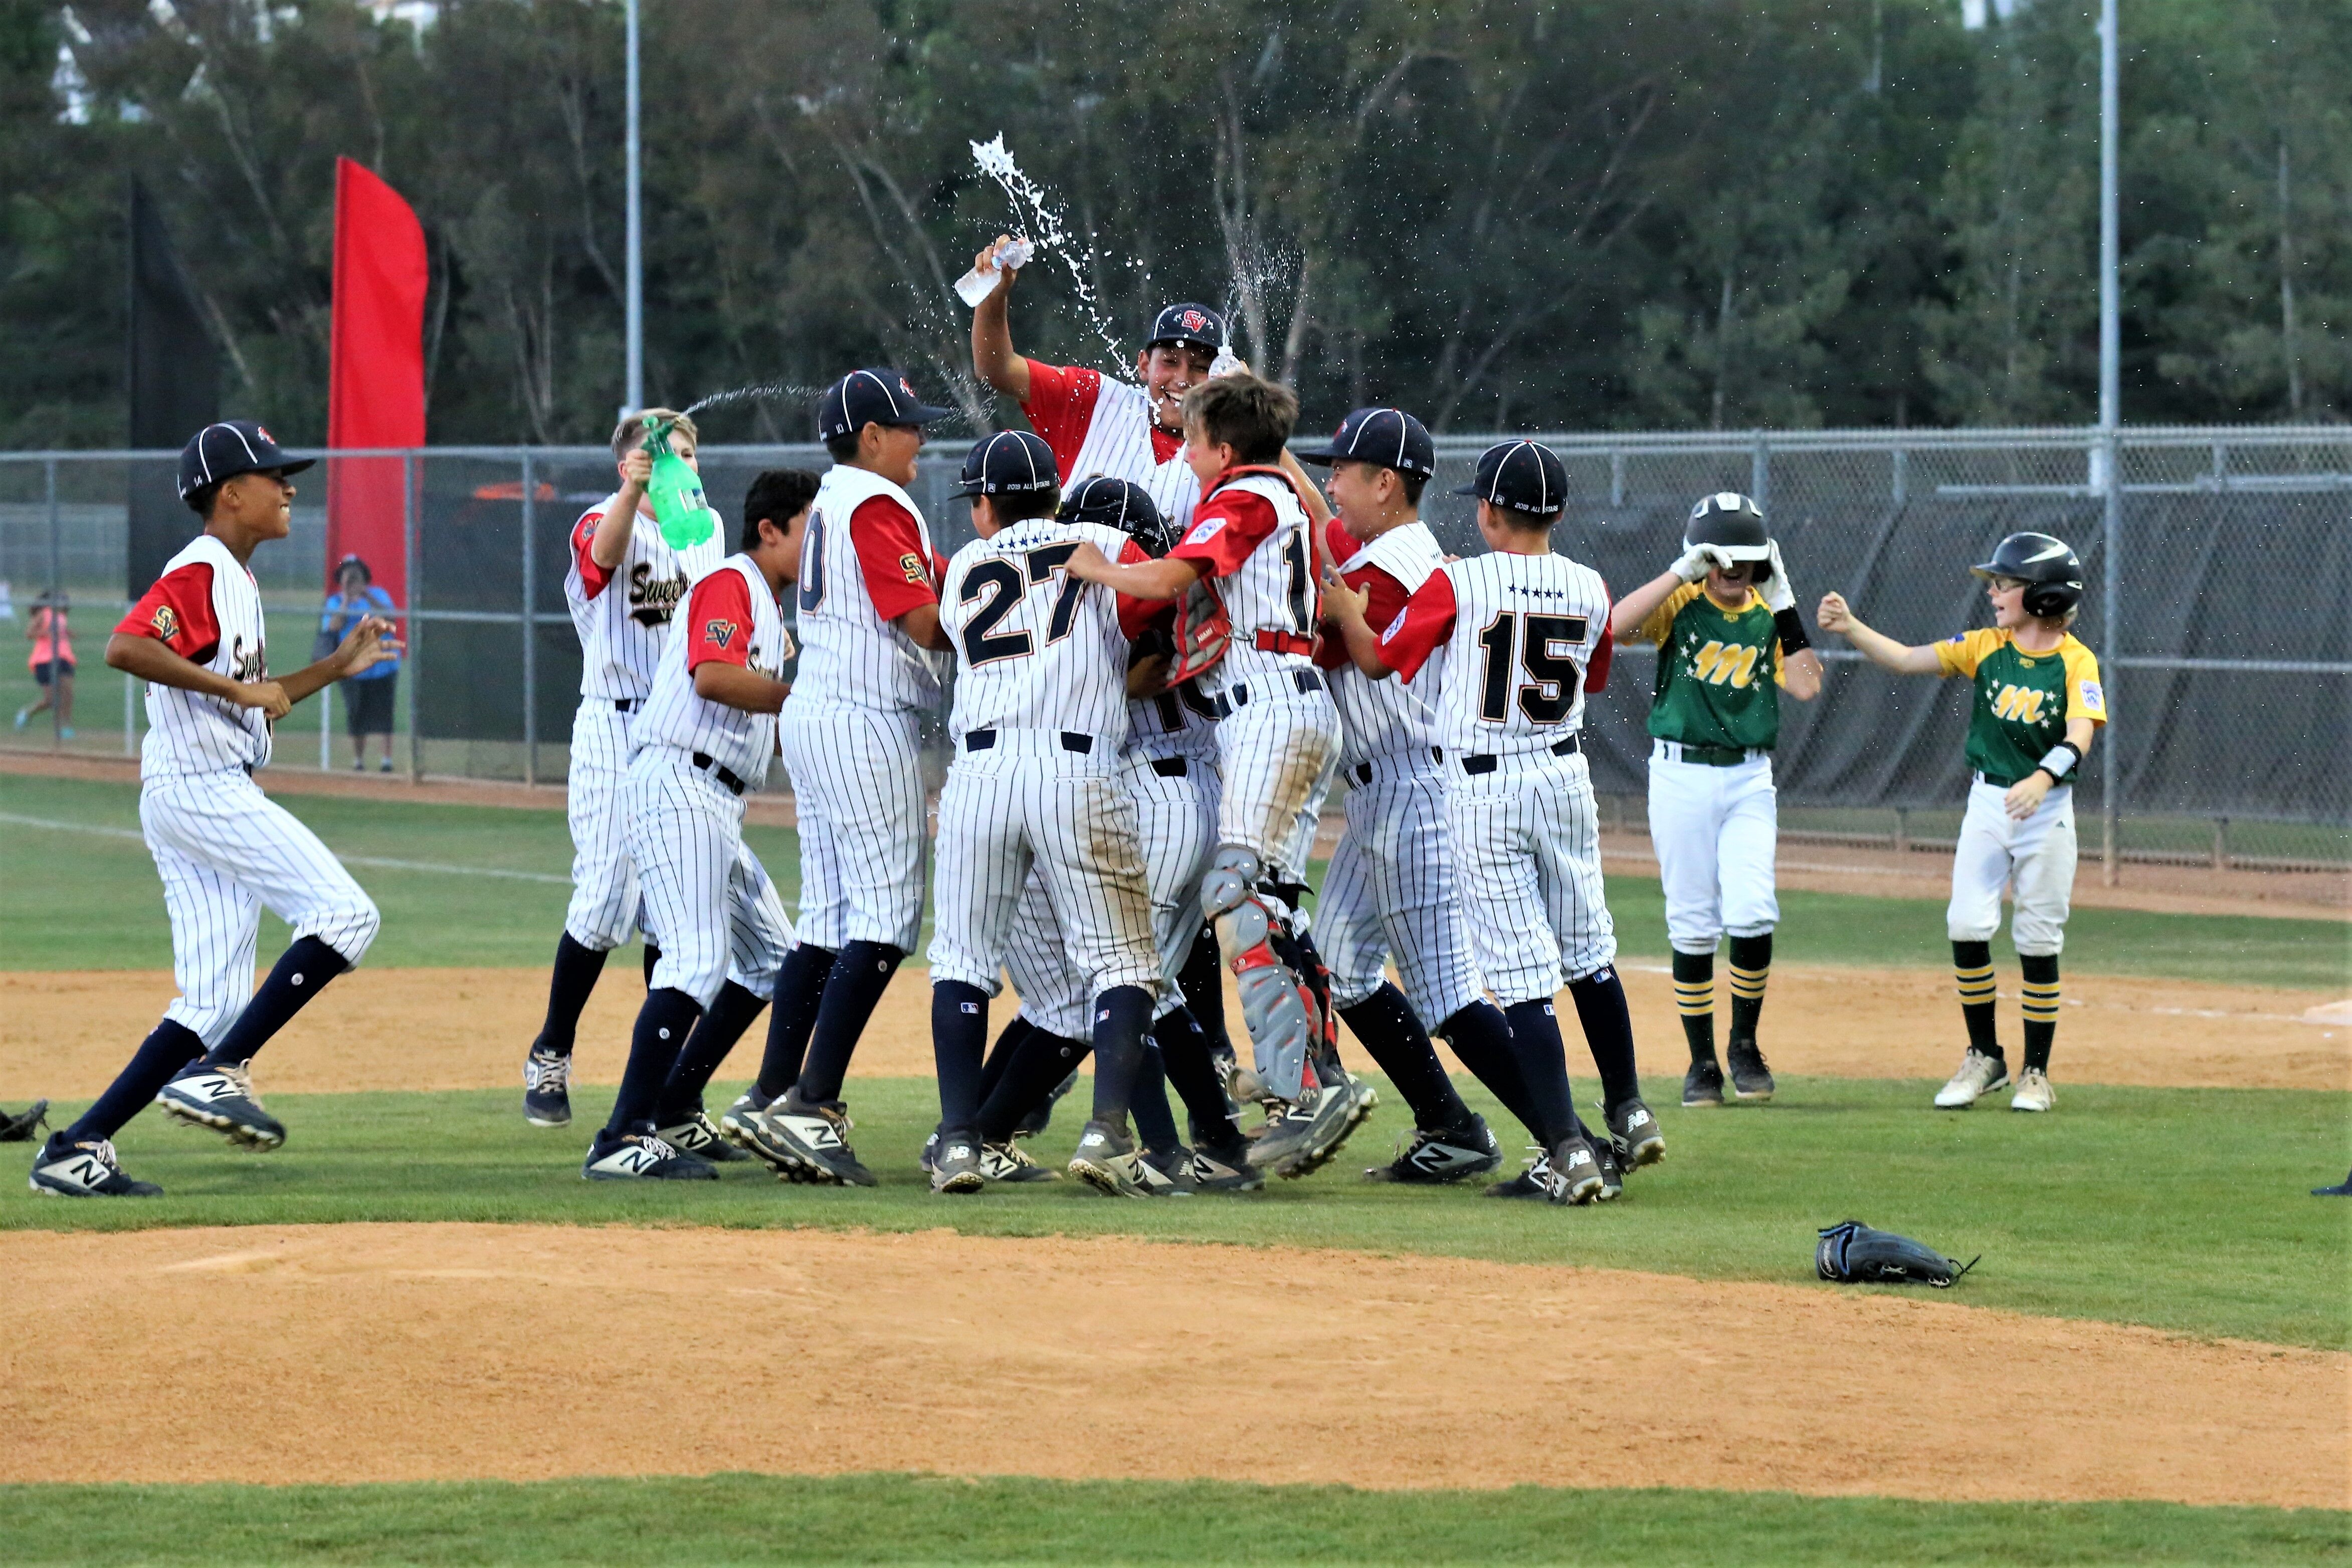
[779,702,928,953]
[1215,689,1340,880]
[141,769,381,1046]
[1448,750,1617,1006]
[562,699,645,951]
[1320,757,1483,1025]
[927,732,1159,1008]
[623,748,796,1008]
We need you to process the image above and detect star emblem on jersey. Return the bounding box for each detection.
[704,618,738,649]
[150,605,180,640]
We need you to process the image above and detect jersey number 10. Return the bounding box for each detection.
[1476,611,1589,725]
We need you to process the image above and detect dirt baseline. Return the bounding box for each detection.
[4,964,2343,1101]
[0,1224,2341,1508]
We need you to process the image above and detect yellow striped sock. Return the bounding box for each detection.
[1728,964,1769,1001]
[2020,982,2062,1024]
[1673,978,1715,1017]
[1954,963,1997,1006]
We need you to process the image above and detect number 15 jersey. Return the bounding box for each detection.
[1378,548,1614,755]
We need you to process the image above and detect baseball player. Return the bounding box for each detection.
[919,430,1165,1197]
[1300,406,1551,1185]
[1609,493,1822,1108]
[1818,532,2105,1114]
[1059,374,1356,1171]
[582,488,803,1179]
[29,422,395,1198]
[1323,440,1656,1205]
[724,370,956,1186]
[523,411,723,1129]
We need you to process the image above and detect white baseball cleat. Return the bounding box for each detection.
[2009,1067,2056,1113]
[1933,1050,2010,1109]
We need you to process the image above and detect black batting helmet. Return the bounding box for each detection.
[1685,492,1773,581]
[1970,532,2083,618]
[1059,476,1174,557]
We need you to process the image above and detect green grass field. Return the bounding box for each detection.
[3,765,2345,1563]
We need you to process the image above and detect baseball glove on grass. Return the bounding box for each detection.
[1,1099,50,1143]
[1816,1219,1977,1288]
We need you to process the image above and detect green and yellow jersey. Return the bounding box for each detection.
[1934,627,2108,784]
[1636,582,1786,753]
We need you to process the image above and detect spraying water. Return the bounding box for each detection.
[968,134,1132,375]
[680,381,828,419]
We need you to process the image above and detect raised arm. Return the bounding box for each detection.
[969,236,1032,403]
[1611,544,1721,642]
[1815,593,1943,675]
[591,449,652,570]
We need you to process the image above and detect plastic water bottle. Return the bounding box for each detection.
[642,421,717,551]
[1209,342,1246,378]
[954,238,1034,307]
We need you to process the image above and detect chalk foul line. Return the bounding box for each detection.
[0,812,570,885]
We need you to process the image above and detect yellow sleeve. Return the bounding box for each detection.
[1636,582,1702,648]
[1933,627,1999,679]
[1771,636,1787,687]
[2060,640,2108,724]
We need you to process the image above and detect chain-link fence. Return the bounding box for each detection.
[4,427,2345,870]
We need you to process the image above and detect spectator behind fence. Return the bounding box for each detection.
[14,591,75,738]
[319,555,401,770]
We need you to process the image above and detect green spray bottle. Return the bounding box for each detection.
[642,418,717,551]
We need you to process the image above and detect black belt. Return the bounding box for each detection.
[613,698,640,713]
[1210,668,1323,719]
[963,729,1094,755]
[1354,747,1445,786]
[1150,756,1189,777]
[691,750,746,795]
[1460,734,1579,776]
[1664,739,1748,767]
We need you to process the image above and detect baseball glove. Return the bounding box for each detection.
[0,1099,50,1143]
[1815,1219,1977,1288]
[1165,578,1233,686]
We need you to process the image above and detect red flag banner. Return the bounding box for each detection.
[326,156,427,610]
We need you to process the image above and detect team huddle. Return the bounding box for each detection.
[26,247,2109,1204]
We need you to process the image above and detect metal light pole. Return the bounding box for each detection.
[624,0,644,417]
[2097,0,2121,884]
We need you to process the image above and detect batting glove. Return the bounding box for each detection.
[1670,542,1716,583]
[1761,540,1797,613]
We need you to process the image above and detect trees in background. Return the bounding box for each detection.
[3,0,2344,447]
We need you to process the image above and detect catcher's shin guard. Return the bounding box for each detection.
[1202,847,1321,1103]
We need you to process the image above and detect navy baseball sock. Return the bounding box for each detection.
[1340,983,1468,1131]
[66,1019,205,1144]
[1727,933,1772,1046]
[1175,924,1232,1058]
[1952,940,2003,1061]
[1131,1044,1182,1154]
[1152,1006,1242,1145]
[1087,985,1154,1128]
[607,987,702,1137]
[2020,953,2061,1072]
[795,941,904,1104]
[655,980,767,1124]
[976,1028,1089,1144]
[756,943,836,1101]
[977,1015,1040,1107]
[1672,949,1717,1063]
[1439,1000,1535,1133]
[1567,965,1642,1113]
[200,936,348,1068]
[930,979,991,1135]
[1502,999,1578,1147]
[642,943,661,988]
[534,933,610,1057]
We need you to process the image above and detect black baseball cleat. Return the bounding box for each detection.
[979,1140,1060,1184]
[29,1133,162,1198]
[1591,1135,1625,1202]
[1600,1098,1665,1170]
[656,1108,748,1162]
[1682,1056,1725,1107]
[522,1044,572,1126]
[1069,1119,1151,1198]
[580,1130,718,1181]
[1363,1113,1502,1184]
[929,1132,986,1195]
[156,1060,285,1150]
[1485,1150,1551,1200]
[761,1090,877,1187]
[1726,1038,1776,1101]
[1543,1134,1607,1206]
[1133,1144,1200,1196]
[1014,1068,1080,1142]
[1,1099,50,1143]
[1188,1137,1265,1193]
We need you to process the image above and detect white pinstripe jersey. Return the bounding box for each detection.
[564,490,725,702]
[941,519,1138,744]
[133,532,272,779]
[633,554,791,787]
[1328,519,1445,769]
[1127,678,1220,761]
[1065,377,1204,533]
[792,464,944,712]
[1383,549,1612,756]
[1171,468,1319,696]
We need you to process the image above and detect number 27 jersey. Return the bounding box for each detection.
[1378,549,1614,755]
[940,519,1157,742]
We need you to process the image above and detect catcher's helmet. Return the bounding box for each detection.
[1685,492,1772,581]
[1059,476,1174,558]
[1970,532,2083,618]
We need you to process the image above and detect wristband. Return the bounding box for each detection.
[1773,608,1811,654]
[2035,741,2080,782]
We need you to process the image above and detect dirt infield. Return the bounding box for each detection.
[4,964,2343,1101]
[0,1224,2341,1506]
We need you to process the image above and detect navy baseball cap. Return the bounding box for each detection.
[1454,439,1568,515]
[817,368,955,442]
[1145,303,1225,355]
[1297,407,1435,478]
[1059,476,1174,556]
[951,430,1060,497]
[177,419,313,503]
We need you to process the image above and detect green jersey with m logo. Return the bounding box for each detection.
[1634,582,1785,752]
[1934,627,2108,783]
